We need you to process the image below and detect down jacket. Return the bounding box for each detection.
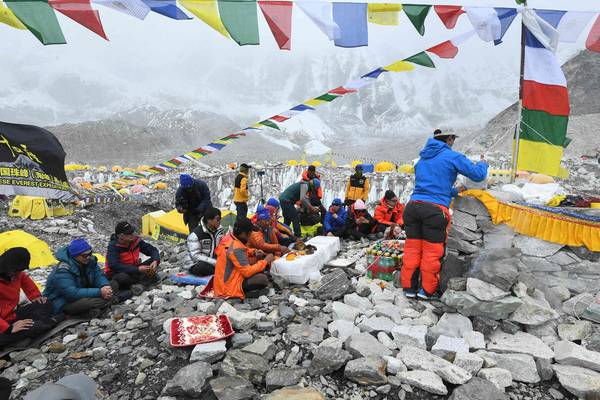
[184,219,225,270]
[0,272,41,333]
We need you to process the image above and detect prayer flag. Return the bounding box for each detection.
[48,0,107,39]
[5,0,66,44]
[403,4,430,36]
[297,1,339,40]
[141,0,190,19]
[0,1,26,29]
[404,51,435,68]
[179,0,229,37]
[332,2,367,48]
[367,3,401,26]
[218,0,259,46]
[258,0,292,50]
[586,15,600,52]
[92,0,150,20]
[433,5,463,29]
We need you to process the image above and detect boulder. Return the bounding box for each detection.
[476,350,540,383]
[514,236,563,257]
[558,321,593,342]
[264,387,325,400]
[374,302,404,324]
[472,316,500,337]
[310,346,352,376]
[203,376,257,400]
[383,356,407,374]
[552,364,600,399]
[287,324,324,344]
[463,331,486,350]
[454,196,490,216]
[217,302,264,330]
[452,210,478,232]
[190,340,227,363]
[328,320,360,341]
[332,301,360,322]
[453,352,484,376]
[242,338,276,361]
[467,249,521,291]
[431,335,469,361]
[398,346,472,385]
[356,316,395,334]
[377,332,397,350]
[163,361,213,398]
[466,278,510,302]
[265,368,306,391]
[344,333,392,358]
[448,377,509,400]
[562,293,594,316]
[519,256,561,273]
[447,237,480,254]
[220,349,270,385]
[439,251,468,293]
[397,370,447,395]
[316,270,350,300]
[508,294,560,326]
[344,292,373,312]
[449,225,483,242]
[391,325,428,349]
[344,356,388,385]
[547,251,579,266]
[555,341,600,372]
[441,290,522,320]
[371,289,396,305]
[429,313,473,340]
[487,331,555,361]
[567,246,599,262]
[477,367,512,391]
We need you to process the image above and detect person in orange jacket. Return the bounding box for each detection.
[248,207,290,258]
[213,218,274,299]
[374,190,405,236]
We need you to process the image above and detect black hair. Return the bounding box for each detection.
[384,190,397,200]
[308,165,316,172]
[204,207,222,221]
[233,217,255,236]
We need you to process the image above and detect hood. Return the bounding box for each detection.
[419,138,450,159]
[55,246,76,266]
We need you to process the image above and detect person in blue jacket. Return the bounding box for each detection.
[324,198,348,237]
[176,174,213,232]
[44,238,116,316]
[401,129,488,300]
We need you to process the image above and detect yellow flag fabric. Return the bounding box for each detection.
[367,3,402,25]
[383,60,415,72]
[179,0,230,38]
[0,2,26,29]
[516,139,564,177]
[304,99,326,107]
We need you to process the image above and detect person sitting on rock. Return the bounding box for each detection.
[344,199,376,240]
[44,238,117,317]
[105,221,160,294]
[176,174,213,232]
[324,198,348,237]
[248,206,290,258]
[260,203,297,247]
[0,248,60,347]
[184,207,224,277]
[214,218,274,299]
[374,190,405,238]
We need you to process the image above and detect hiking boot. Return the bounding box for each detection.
[403,289,417,299]
[245,288,269,299]
[130,284,144,296]
[417,289,440,301]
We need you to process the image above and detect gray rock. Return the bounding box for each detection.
[383,356,407,374]
[562,293,594,316]
[547,251,579,266]
[439,251,468,293]
[391,325,428,349]
[163,361,213,398]
[552,364,600,399]
[332,301,360,321]
[454,196,490,217]
[536,357,555,381]
[242,338,276,361]
[520,256,561,272]
[453,352,484,376]
[316,270,350,300]
[431,335,469,361]
[310,346,352,376]
[278,304,295,320]
[217,302,264,330]
[287,324,324,344]
[555,341,600,372]
[452,210,478,232]
[10,348,42,363]
[344,292,373,312]
[344,356,387,385]
[477,367,512,391]
[509,294,560,326]
[447,237,480,254]
[473,317,500,337]
[374,302,404,324]
[265,368,306,391]
[372,290,396,305]
[483,233,516,250]
[441,290,522,321]
[447,277,467,292]
[448,377,509,400]
[558,321,593,342]
[397,370,447,395]
[220,349,269,385]
[514,236,563,257]
[328,320,360,341]
[501,321,521,335]
[463,331,486,350]
[190,340,227,363]
[203,376,257,400]
[231,333,253,349]
[467,249,521,292]
[568,246,600,262]
[398,346,471,385]
[430,313,473,340]
[466,278,510,302]
[487,331,555,361]
[344,333,392,358]
[550,286,572,302]
[377,332,397,350]
[449,225,483,242]
[356,316,395,334]
[477,350,540,383]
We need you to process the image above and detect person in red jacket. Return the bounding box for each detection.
[0,248,59,347]
[374,190,405,238]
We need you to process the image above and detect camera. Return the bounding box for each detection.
[256,170,266,177]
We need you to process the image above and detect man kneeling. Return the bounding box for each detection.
[184,207,224,276]
[45,239,115,317]
[214,218,274,299]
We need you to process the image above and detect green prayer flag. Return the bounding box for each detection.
[259,120,280,130]
[218,0,259,46]
[404,51,435,68]
[315,93,339,102]
[403,4,431,36]
[5,0,66,45]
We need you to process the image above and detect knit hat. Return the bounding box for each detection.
[331,198,342,206]
[256,207,271,221]
[0,247,30,275]
[179,174,194,188]
[266,198,280,208]
[354,199,366,210]
[68,238,92,257]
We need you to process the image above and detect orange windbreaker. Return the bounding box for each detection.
[248,227,282,256]
[374,198,405,226]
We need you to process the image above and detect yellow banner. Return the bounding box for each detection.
[516,139,565,178]
[368,3,403,26]
[179,0,230,38]
[383,60,415,72]
[0,2,26,30]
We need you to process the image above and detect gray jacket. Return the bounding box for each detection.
[184,219,224,270]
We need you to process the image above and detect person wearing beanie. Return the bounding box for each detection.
[214,217,273,299]
[279,179,318,237]
[324,198,348,237]
[176,174,213,232]
[344,164,370,206]
[344,199,376,240]
[248,206,290,259]
[105,221,161,294]
[374,190,405,238]
[184,207,224,277]
[0,248,58,346]
[266,197,280,210]
[44,238,115,316]
[401,128,488,301]
[233,163,251,221]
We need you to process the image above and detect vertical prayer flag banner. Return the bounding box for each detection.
[0,1,26,29]
[332,2,368,48]
[517,25,570,177]
[0,121,73,200]
[522,8,559,52]
[403,4,431,36]
[297,1,339,40]
[433,5,463,29]
[367,3,402,26]
[91,0,150,20]
[587,15,600,52]
[141,0,191,19]
[218,0,259,45]
[179,0,229,37]
[258,0,292,50]
[6,0,66,44]
[48,0,108,40]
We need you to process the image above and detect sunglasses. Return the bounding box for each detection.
[79,252,93,258]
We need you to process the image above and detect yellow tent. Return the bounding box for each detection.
[351,160,363,168]
[375,161,395,173]
[287,160,298,166]
[142,209,237,242]
[8,196,72,220]
[0,231,58,268]
[111,166,123,172]
[154,182,168,190]
[398,164,415,174]
[137,165,151,171]
[311,161,322,167]
[300,159,309,166]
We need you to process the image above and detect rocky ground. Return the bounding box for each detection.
[1,159,600,400]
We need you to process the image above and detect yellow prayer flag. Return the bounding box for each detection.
[304,99,326,107]
[367,3,402,26]
[516,139,564,177]
[0,2,26,30]
[383,60,415,72]
[179,0,230,38]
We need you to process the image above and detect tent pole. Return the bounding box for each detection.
[511,2,527,182]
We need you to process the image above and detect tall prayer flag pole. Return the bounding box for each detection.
[511,0,527,182]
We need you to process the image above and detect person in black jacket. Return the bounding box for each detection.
[176,174,213,232]
[344,199,376,240]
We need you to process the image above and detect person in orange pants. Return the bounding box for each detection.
[401,129,488,300]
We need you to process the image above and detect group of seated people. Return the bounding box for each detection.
[0,221,160,347]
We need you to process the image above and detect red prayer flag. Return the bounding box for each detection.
[270,115,290,122]
[434,5,464,29]
[427,40,458,59]
[329,86,357,95]
[258,1,292,50]
[586,15,600,53]
[49,0,107,40]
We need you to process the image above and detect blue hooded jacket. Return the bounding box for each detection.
[324,205,348,233]
[411,138,488,208]
[43,247,110,314]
